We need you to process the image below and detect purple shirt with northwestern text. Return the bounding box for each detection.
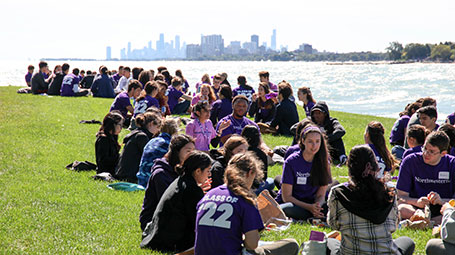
[276,151,320,204]
[167,86,184,112]
[195,184,264,255]
[110,91,131,118]
[397,153,455,199]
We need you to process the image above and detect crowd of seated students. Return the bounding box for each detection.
[24,62,455,254]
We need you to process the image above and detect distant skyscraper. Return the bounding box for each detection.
[251,35,259,48]
[127,42,131,59]
[120,48,126,60]
[271,29,276,51]
[201,34,224,56]
[175,35,180,51]
[106,46,112,60]
[148,41,152,49]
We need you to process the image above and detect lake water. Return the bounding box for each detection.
[2,60,454,121]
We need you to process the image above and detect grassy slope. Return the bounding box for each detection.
[0,86,430,254]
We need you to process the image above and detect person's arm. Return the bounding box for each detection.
[269,104,282,128]
[181,94,192,101]
[248,100,258,118]
[428,191,451,205]
[126,105,134,115]
[281,183,324,218]
[397,189,429,208]
[244,230,260,250]
[90,79,99,94]
[327,119,346,142]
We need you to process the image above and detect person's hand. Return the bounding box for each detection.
[309,203,324,218]
[416,196,430,208]
[200,178,212,193]
[428,191,443,205]
[218,119,231,133]
[441,202,454,214]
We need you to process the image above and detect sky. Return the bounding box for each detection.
[2,0,455,60]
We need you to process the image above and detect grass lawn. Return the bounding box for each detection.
[0,86,431,254]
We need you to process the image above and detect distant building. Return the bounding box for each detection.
[251,35,259,48]
[225,41,241,55]
[106,46,112,60]
[271,29,276,51]
[201,34,224,56]
[186,44,201,59]
[120,48,126,60]
[127,42,131,59]
[299,43,313,54]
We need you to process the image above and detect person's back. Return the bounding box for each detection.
[80,74,94,89]
[60,73,77,96]
[91,73,115,98]
[271,98,299,135]
[47,72,64,95]
[31,72,48,94]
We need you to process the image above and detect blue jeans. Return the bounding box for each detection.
[255,178,275,195]
[392,145,405,160]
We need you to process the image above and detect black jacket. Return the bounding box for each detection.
[95,134,120,175]
[31,73,49,94]
[47,73,64,95]
[270,98,299,136]
[209,149,227,189]
[249,99,276,124]
[140,174,204,252]
[115,128,154,183]
[80,75,95,89]
[310,101,346,143]
[140,158,178,231]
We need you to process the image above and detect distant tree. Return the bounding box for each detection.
[386,42,403,60]
[430,44,453,61]
[402,43,431,60]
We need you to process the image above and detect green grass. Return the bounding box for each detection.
[0,86,430,254]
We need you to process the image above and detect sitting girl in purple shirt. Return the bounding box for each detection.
[297,86,316,118]
[276,125,332,221]
[133,81,160,117]
[402,124,428,160]
[195,152,299,255]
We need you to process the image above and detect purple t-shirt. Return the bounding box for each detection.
[304,101,315,118]
[167,86,184,112]
[186,119,216,151]
[285,144,300,160]
[216,114,259,142]
[112,73,122,83]
[451,147,455,157]
[60,73,78,96]
[25,72,32,86]
[133,95,159,117]
[397,153,455,199]
[211,99,232,122]
[447,113,455,125]
[368,144,391,177]
[276,151,320,204]
[110,91,132,118]
[389,115,410,145]
[212,86,220,99]
[268,82,277,92]
[232,86,255,102]
[195,184,264,255]
[402,145,422,160]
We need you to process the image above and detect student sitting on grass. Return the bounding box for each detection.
[139,134,195,231]
[141,151,212,253]
[397,131,455,224]
[404,97,437,148]
[47,64,64,96]
[402,125,428,160]
[258,81,299,136]
[31,61,51,94]
[186,101,229,151]
[297,86,316,118]
[60,68,89,97]
[167,77,192,115]
[115,112,162,183]
[232,75,255,102]
[276,125,332,221]
[109,79,142,127]
[91,66,115,98]
[258,70,277,92]
[446,112,455,125]
[131,81,160,129]
[210,85,233,126]
[156,81,170,115]
[418,105,439,132]
[327,145,415,255]
[136,118,179,188]
[249,82,276,124]
[439,124,455,157]
[195,152,299,255]
[241,125,275,195]
[191,83,216,107]
[25,64,34,87]
[390,102,421,159]
[211,74,222,98]
[311,101,348,165]
[364,121,399,177]
[209,135,249,189]
[95,111,124,176]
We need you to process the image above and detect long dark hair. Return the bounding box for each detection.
[366,121,397,170]
[439,124,455,150]
[299,126,331,186]
[298,87,316,104]
[257,82,274,109]
[97,111,124,137]
[135,112,162,130]
[241,125,261,148]
[136,81,158,102]
[225,152,264,206]
[138,70,153,87]
[165,134,195,170]
[219,85,232,100]
[176,151,212,176]
[399,102,421,117]
[348,145,394,205]
[220,135,248,162]
[237,75,253,90]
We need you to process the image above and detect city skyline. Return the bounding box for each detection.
[2,0,455,60]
